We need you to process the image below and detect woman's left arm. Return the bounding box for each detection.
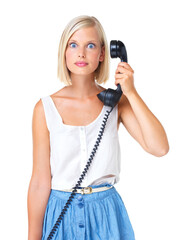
[115,62,169,157]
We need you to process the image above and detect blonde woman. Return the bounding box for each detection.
[27,15,169,240]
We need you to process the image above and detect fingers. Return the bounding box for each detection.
[115,73,125,79]
[119,62,134,72]
[114,73,126,86]
[115,62,134,74]
[115,66,126,74]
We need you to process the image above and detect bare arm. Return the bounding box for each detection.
[116,62,169,157]
[27,99,51,240]
[119,93,169,157]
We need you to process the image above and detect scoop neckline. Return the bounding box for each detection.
[48,95,105,128]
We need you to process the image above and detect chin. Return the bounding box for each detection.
[70,69,95,76]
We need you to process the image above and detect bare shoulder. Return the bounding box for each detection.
[33,98,45,122]
[33,98,44,113]
[32,98,49,133]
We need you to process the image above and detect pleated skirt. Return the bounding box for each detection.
[41,183,135,240]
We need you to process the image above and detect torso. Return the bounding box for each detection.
[50,86,121,130]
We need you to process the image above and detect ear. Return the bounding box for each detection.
[99,46,105,62]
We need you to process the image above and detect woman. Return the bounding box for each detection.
[27,15,169,240]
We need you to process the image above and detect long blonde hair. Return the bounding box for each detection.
[57,15,110,86]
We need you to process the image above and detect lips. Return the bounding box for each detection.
[75,61,88,67]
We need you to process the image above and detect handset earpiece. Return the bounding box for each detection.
[110,40,128,62]
[97,40,128,108]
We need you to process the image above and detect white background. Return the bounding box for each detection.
[0,0,179,239]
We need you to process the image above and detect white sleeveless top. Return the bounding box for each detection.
[41,95,121,190]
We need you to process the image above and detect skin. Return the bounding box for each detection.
[27,25,169,240]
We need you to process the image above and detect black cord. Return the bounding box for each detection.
[47,106,113,240]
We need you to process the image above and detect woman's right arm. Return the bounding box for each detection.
[27,99,51,240]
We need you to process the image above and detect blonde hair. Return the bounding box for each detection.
[57,15,110,86]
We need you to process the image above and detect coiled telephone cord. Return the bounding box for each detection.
[47,106,113,240]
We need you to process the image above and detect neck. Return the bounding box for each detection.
[69,73,100,100]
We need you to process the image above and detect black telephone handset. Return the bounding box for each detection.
[46,40,128,240]
[97,40,128,108]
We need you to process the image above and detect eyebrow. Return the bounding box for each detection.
[68,39,99,43]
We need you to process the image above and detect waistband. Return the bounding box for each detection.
[50,183,116,202]
[62,185,113,194]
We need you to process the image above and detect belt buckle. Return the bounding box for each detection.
[80,187,93,195]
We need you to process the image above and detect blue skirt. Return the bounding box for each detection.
[41,183,135,240]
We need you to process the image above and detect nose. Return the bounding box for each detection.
[78,46,86,58]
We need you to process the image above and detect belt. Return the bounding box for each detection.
[61,186,113,195]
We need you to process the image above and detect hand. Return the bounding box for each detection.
[115,62,135,98]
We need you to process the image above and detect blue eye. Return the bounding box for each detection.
[70,43,77,48]
[88,43,95,49]
[69,42,95,49]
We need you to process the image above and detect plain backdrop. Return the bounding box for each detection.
[0,0,179,239]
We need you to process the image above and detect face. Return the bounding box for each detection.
[65,26,105,77]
